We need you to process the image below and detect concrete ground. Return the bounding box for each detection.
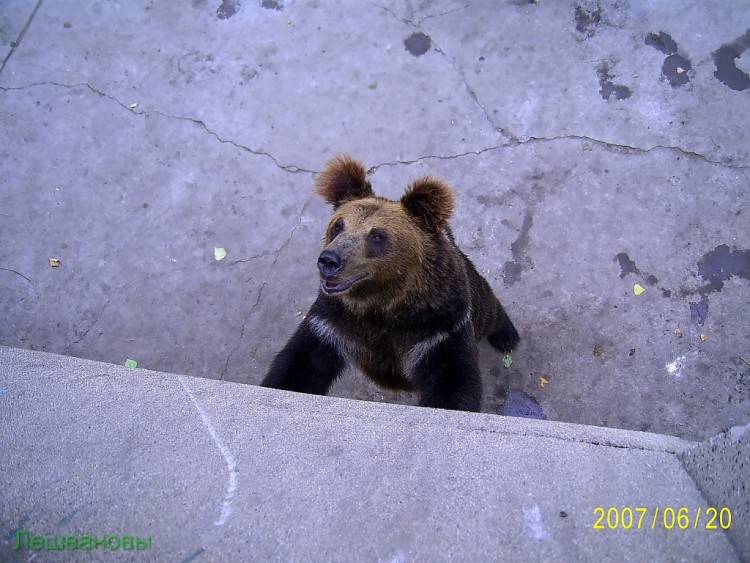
[1,1,749,443]
[0,347,746,561]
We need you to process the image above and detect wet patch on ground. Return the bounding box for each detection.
[597,62,631,100]
[498,389,547,420]
[574,4,602,38]
[404,32,431,57]
[712,29,750,91]
[614,252,668,295]
[686,244,749,325]
[503,213,534,286]
[645,31,692,87]
[216,0,241,19]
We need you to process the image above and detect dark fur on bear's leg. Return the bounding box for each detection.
[262,319,346,395]
[487,300,520,353]
[412,327,482,412]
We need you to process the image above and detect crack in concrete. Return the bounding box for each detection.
[152,110,316,174]
[430,39,518,143]
[0,0,45,76]
[367,132,749,174]
[230,251,276,266]
[417,3,473,26]
[69,298,110,346]
[0,81,316,176]
[367,145,505,174]
[368,1,472,28]
[366,3,748,172]
[523,134,750,170]
[5,82,747,174]
[368,1,515,143]
[220,197,311,380]
[0,267,32,283]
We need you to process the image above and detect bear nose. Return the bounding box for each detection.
[318,250,343,278]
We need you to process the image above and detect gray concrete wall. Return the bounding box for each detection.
[681,422,750,560]
[1,347,745,561]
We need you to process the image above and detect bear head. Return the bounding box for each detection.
[314,155,456,314]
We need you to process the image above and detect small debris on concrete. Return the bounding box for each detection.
[48,258,60,267]
[502,353,513,368]
[214,247,227,261]
[633,283,646,295]
[125,358,138,368]
[539,376,549,389]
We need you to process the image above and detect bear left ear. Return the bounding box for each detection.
[315,155,374,209]
[401,176,456,232]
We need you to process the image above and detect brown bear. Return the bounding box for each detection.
[261,155,520,411]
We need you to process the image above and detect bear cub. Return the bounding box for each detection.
[261,155,519,412]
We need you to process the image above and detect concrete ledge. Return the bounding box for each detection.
[682,422,750,559]
[0,346,742,561]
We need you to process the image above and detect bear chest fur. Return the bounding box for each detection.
[308,296,470,392]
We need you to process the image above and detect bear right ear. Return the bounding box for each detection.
[315,155,373,208]
[401,176,456,232]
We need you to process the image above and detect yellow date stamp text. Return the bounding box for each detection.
[593,506,732,530]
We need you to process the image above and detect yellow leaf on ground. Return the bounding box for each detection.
[633,284,646,295]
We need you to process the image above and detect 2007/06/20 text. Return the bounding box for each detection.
[594,506,732,530]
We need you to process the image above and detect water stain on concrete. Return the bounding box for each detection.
[574,4,602,38]
[645,31,692,87]
[697,244,750,293]
[503,212,533,286]
[690,299,709,325]
[616,252,640,278]
[404,32,431,57]
[614,252,658,286]
[645,31,678,54]
[498,389,547,420]
[712,29,750,91]
[216,0,240,19]
[56,509,79,527]
[688,244,749,325]
[597,62,632,100]
[261,0,283,10]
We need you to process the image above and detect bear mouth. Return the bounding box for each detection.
[321,274,369,295]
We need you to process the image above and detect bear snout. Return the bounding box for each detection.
[317,250,344,278]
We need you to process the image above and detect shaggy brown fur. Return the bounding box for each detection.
[262,155,520,411]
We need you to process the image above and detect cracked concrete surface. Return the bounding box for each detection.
[1,0,748,441]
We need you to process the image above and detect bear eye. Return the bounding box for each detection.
[367,229,389,255]
[332,218,345,235]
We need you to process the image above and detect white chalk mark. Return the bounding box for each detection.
[523,504,549,541]
[666,355,687,377]
[378,549,409,563]
[178,376,237,526]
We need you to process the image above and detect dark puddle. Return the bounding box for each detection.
[713,29,750,91]
[503,213,534,286]
[645,31,692,87]
[690,244,749,325]
[404,32,431,57]
[597,62,631,100]
[498,390,547,420]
